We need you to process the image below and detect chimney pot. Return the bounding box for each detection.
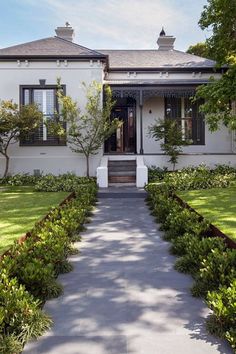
[55,23,75,42]
[157,28,175,50]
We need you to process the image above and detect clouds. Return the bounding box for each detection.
[1,0,209,51]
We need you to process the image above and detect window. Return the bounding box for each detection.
[20,85,66,146]
[165,97,205,145]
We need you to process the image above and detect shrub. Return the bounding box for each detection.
[162,164,236,191]
[148,166,168,182]
[34,173,96,192]
[191,248,236,297]
[175,236,226,276]
[0,173,40,186]
[0,272,51,353]
[206,280,236,349]
[163,206,209,240]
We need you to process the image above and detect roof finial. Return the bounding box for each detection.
[160,27,166,36]
[65,22,71,27]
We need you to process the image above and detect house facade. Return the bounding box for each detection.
[0,24,235,187]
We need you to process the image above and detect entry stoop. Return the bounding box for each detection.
[108,160,136,184]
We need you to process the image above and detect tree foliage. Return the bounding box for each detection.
[58,81,121,177]
[186,42,212,59]
[149,119,189,171]
[0,101,42,177]
[195,0,236,131]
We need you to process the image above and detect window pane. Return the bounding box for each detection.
[33,90,44,112]
[23,89,30,105]
[165,97,181,119]
[46,89,55,115]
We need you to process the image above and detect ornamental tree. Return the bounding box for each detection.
[186,42,212,59]
[149,118,189,171]
[195,0,236,131]
[0,101,42,177]
[58,81,121,177]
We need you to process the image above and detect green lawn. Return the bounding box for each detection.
[178,186,236,241]
[0,186,68,254]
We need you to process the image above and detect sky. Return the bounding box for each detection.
[0,0,211,51]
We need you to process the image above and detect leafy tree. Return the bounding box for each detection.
[58,81,120,177]
[0,101,42,177]
[186,42,212,59]
[149,118,189,171]
[195,0,236,131]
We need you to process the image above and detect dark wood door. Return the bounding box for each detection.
[105,104,136,153]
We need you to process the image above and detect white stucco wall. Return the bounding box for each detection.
[0,60,235,177]
[0,60,104,177]
[141,97,233,155]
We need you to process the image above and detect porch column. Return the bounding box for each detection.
[139,90,144,154]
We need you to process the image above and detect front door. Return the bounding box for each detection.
[105,99,136,153]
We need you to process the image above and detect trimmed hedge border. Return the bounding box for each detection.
[0,191,76,261]
[145,182,236,351]
[0,181,98,354]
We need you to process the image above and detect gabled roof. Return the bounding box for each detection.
[99,49,217,70]
[0,36,107,59]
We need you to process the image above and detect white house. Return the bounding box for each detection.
[0,24,235,187]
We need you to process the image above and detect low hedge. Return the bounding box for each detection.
[0,173,97,192]
[146,183,236,350]
[0,183,97,353]
[148,164,236,190]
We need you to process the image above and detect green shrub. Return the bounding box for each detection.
[191,248,236,297]
[148,166,168,182]
[0,173,40,186]
[170,233,194,256]
[0,272,51,353]
[0,177,98,350]
[163,206,209,240]
[2,254,62,301]
[175,236,226,276]
[206,280,236,350]
[163,164,236,191]
[34,173,96,192]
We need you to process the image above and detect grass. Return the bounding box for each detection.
[0,186,68,254]
[178,186,236,241]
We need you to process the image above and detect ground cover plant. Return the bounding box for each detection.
[0,186,68,254]
[146,169,236,351]
[178,186,236,241]
[0,181,97,353]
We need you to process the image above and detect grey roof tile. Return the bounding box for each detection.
[0,37,105,57]
[99,49,216,69]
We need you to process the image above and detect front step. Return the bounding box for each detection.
[108,175,136,183]
[108,159,136,184]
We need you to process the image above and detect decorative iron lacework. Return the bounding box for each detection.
[111,88,196,101]
[143,89,196,99]
[112,89,139,100]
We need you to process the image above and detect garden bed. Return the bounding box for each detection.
[178,186,236,243]
[0,186,69,254]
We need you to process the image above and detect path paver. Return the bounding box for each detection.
[24,188,232,354]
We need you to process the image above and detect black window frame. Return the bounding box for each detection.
[19,84,67,146]
[164,96,205,145]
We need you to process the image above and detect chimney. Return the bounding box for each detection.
[55,22,75,42]
[157,27,175,50]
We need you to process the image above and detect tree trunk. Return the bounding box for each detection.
[3,153,10,178]
[86,155,90,177]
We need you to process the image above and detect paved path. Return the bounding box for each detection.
[24,188,232,354]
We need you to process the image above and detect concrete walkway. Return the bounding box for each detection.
[24,188,232,354]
